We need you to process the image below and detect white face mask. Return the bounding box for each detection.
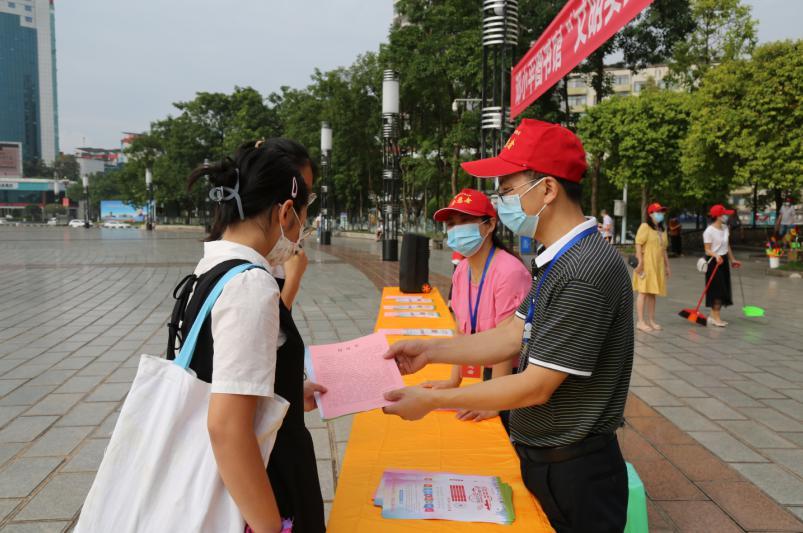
[266,207,302,266]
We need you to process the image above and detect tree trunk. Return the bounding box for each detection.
[591,154,601,217]
[450,144,460,197]
[752,183,758,229]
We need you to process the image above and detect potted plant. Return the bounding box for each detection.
[765,237,784,269]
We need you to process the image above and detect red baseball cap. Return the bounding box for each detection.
[461,119,588,183]
[647,202,667,214]
[433,188,496,222]
[709,204,735,217]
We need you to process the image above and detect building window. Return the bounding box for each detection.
[568,96,586,108]
[613,74,630,86]
[633,82,646,93]
[568,77,586,89]
[8,1,16,7]
[24,15,32,22]
[24,4,31,10]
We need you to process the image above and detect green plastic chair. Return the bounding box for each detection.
[624,462,649,533]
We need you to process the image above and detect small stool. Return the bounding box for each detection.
[624,462,648,533]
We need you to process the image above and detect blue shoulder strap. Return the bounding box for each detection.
[173,263,265,369]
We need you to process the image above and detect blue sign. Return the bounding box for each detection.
[100,200,147,222]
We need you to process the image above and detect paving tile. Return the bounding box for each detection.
[0,417,57,444]
[24,426,93,457]
[762,448,803,478]
[14,472,95,520]
[332,415,353,443]
[26,369,76,387]
[317,459,335,501]
[53,374,105,394]
[0,380,26,397]
[719,420,797,449]
[0,522,70,532]
[62,438,109,472]
[0,386,57,407]
[627,415,697,446]
[0,497,21,520]
[624,394,659,418]
[24,394,83,416]
[691,398,746,420]
[309,428,332,460]
[0,457,62,498]
[656,444,742,482]
[655,406,721,432]
[630,386,684,407]
[701,386,762,408]
[626,456,706,501]
[56,402,117,427]
[0,406,27,428]
[84,382,129,403]
[658,500,743,533]
[739,407,803,432]
[619,427,664,462]
[763,399,803,422]
[731,380,787,399]
[0,443,24,467]
[654,379,708,398]
[732,463,803,506]
[689,431,768,463]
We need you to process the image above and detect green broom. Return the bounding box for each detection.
[736,266,765,317]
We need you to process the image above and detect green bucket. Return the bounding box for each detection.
[742,306,765,318]
[624,462,648,533]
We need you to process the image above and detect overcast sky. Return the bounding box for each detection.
[55,0,801,154]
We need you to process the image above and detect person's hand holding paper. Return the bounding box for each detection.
[308,332,404,419]
[383,339,433,375]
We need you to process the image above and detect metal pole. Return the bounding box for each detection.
[320,122,333,245]
[621,181,628,244]
[82,174,90,228]
[145,167,154,231]
[381,70,401,262]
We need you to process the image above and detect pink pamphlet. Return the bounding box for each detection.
[307,333,404,420]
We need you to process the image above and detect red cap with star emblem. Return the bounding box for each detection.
[461,119,588,182]
[647,202,667,214]
[433,188,497,222]
[709,204,735,217]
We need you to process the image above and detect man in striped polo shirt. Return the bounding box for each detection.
[383,119,634,532]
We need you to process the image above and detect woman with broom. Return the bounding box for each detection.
[703,204,742,327]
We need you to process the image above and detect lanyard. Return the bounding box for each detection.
[522,226,598,342]
[468,245,496,334]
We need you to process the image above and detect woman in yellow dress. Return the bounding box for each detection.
[633,202,671,332]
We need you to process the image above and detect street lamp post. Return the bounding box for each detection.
[320,122,333,245]
[82,175,90,228]
[52,179,60,223]
[145,167,154,231]
[381,69,401,262]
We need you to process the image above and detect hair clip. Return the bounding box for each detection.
[291,176,298,199]
[255,139,265,149]
[209,168,245,220]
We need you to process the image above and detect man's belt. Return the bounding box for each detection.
[514,433,615,464]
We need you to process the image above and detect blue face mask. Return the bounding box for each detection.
[446,223,487,257]
[652,212,665,224]
[496,179,547,238]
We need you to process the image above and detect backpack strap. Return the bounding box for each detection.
[166,274,198,359]
[173,262,266,369]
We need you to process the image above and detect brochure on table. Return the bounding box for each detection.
[373,469,515,525]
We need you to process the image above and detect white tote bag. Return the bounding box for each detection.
[75,263,289,533]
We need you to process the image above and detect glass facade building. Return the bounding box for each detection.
[0,0,59,165]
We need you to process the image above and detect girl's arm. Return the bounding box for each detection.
[634,243,644,275]
[704,242,723,264]
[664,246,671,278]
[208,394,282,533]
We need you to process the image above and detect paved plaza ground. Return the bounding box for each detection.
[0,226,801,531]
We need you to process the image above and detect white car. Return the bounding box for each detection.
[102,221,131,229]
[47,217,58,226]
[68,219,91,228]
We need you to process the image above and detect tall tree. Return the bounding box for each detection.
[668,0,757,90]
[682,40,803,222]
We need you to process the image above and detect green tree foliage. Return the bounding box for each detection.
[668,0,757,90]
[578,88,692,219]
[681,40,803,211]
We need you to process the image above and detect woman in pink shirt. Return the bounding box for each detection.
[427,188,532,429]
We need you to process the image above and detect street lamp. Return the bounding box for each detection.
[320,122,333,245]
[145,167,154,231]
[381,69,401,262]
[82,174,90,228]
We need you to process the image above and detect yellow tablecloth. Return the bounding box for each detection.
[327,287,554,532]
